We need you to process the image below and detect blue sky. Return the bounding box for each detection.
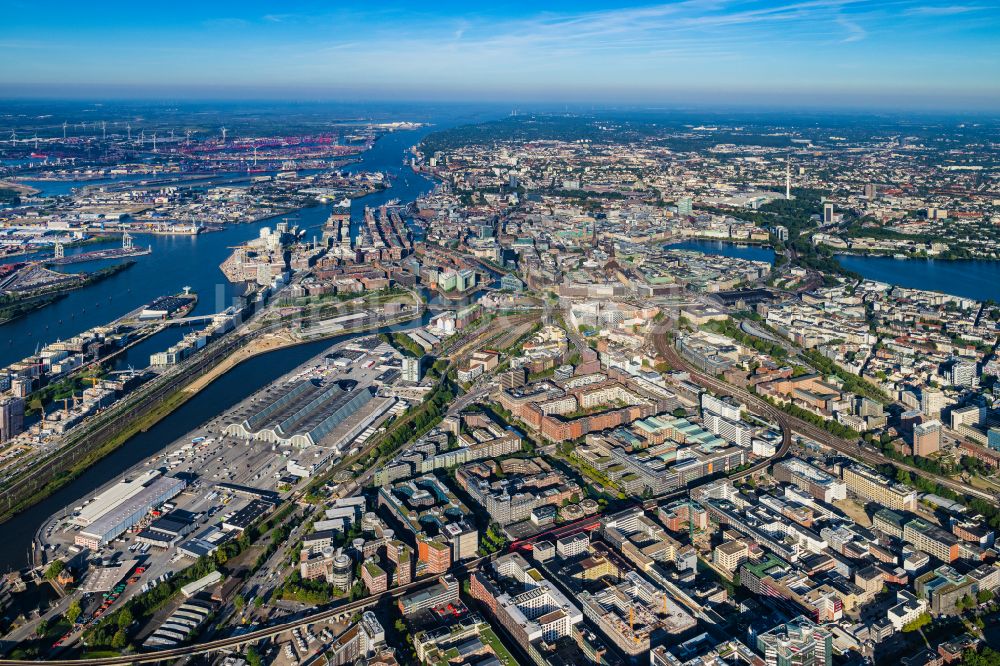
[2,0,998,109]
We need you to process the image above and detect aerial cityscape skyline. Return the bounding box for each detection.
[3,0,1000,109]
[1,3,1000,665]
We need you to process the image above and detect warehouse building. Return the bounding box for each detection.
[224,380,374,448]
[75,475,185,549]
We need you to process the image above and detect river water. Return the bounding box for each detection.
[665,239,999,302]
[664,239,775,264]
[837,254,1000,302]
[0,116,462,571]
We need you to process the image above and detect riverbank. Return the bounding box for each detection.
[0,293,66,326]
[0,118,464,570]
[63,260,136,294]
[0,179,40,196]
[663,239,776,264]
[836,253,1000,302]
[2,261,136,324]
[836,248,1000,262]
[2,327,285,527]
[659,238,1000,303]
[1,306,423,535]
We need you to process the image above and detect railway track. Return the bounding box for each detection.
[0,554,492,665]
[0,309,424,524]
[653,330,997,504]
[651,330,792,477]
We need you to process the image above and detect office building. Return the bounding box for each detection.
[397,574,459,615]
[0,396,24,443]
[913,420,942,457]
[903,518,959,563]
[887,591,927,631]
[915,566,977,615]
[773,458,846,503]
[757,616,833,666]
[362,560,387,594]
[417,535,451,575]
[442,521,479,561]
[921,388,946,419]
[714,540,749,572]
[702,393,742,421]
[556,532,589,559]
[949,360,978,388]
[988,428,1000,452]
[951,405,984,430]
[843,464,916,511]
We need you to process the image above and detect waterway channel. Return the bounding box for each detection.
[0,118,455,570]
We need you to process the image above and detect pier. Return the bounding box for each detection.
[45,233,152,266]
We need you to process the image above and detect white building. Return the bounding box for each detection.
[887,590,927,631]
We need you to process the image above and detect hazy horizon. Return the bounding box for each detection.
[3,1,999,112]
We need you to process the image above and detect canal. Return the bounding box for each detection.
[0,116,461,570]
[0,316,430,572]
[0,124,440,370]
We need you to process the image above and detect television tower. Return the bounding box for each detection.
[785,161,791,200]
[126,123,132,141]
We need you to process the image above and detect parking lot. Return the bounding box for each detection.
[33,334,415,652]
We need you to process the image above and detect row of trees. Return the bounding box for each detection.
[877,460,1000,532]
[760,394,860,440]
[368,368,455,463]
[86,505,301,650]
[802,349,892,403]
[705,318,788,360]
